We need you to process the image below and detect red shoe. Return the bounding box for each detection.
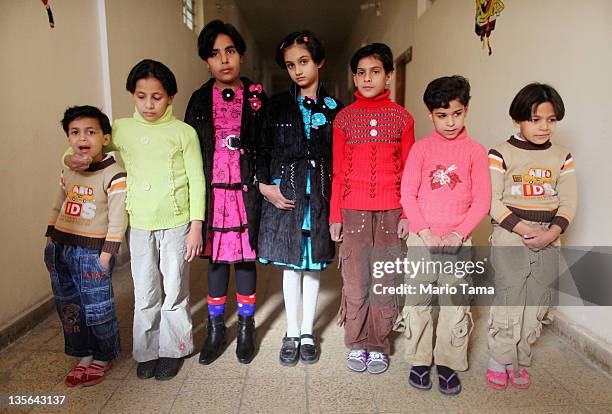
[81,362,112,387]
[64,364,87,387]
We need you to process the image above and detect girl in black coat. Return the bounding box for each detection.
[257,31,343,366]
[184,20,266,366]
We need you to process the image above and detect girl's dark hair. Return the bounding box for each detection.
[423,75,471,111]
[126,59,177,96]
[198,19,246,60]
[275,30,325,68]
[350,43,394,74]
[61,105,112,135]
[509,83,565,121]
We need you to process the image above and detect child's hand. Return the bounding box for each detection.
[418,229,443,253]
[99,251,112,272]
[329,222,343,242]
[520,225,547,250]
[65,153,92,171]
[441,232,463,254]
[259,183,295,210]
[523,225,546,240]
[397,219,410,239]
[524,225,561,250]
[185,221,203,262]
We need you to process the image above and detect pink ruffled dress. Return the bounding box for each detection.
[204,85,256,263]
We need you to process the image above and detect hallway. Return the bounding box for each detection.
[2,0,612,412]
[1,260,611,413]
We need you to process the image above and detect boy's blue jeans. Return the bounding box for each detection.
[43,241,120,361]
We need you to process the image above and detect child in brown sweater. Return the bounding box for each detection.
[486,83,577,390]
[45,105,127,387]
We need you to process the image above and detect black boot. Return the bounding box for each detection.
[236,315,256,364]
[198,315,227,365]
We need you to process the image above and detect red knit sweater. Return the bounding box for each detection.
[330,90,415,222]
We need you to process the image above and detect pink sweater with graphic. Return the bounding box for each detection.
[400,128,491,238]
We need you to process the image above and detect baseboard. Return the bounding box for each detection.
[549,309,612,376]
[0,296,55,351]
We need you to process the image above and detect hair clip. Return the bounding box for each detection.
[303,35,309,42]
[279,41,285,50]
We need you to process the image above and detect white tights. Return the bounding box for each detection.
[283,270,320,345]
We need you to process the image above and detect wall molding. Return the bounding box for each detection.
[0,297,54,351]
[550,309,612,376]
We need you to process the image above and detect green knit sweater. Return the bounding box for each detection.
[66,105,205,231]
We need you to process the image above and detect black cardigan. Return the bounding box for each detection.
[184,77,267,252]
[256,83,343,266]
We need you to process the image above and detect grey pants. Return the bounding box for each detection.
[488,223,558,368]
[129,224,193,362]
[395,233,473,371]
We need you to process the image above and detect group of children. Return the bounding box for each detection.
[44,19,576,395]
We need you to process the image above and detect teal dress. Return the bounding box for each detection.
[259,96,329,271]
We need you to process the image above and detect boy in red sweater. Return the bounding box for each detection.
[397,76,490,395]
[330,43,415,374]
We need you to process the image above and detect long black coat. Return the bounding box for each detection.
[184,77,267,253]
[256,83,343,266]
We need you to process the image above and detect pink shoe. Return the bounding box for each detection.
[486,369,508,390]
[64,364,87,387]
[507,368,531,389]
[81,362,112,387]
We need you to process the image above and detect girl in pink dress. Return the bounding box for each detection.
[185,20,266,365]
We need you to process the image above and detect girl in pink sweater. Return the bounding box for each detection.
[397,76,490,395]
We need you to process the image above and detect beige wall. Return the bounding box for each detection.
[0,0,106,330]
[104,0,207,121]
[340,0,612,343]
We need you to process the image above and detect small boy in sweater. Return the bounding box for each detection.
[45,106,127,387]
[398,76,490,395]
[486,83,576,390]
[330,43,415,374]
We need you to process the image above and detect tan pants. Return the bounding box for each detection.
[337,209,402,354]
[395,233,473,371]
[130,224,193,362]
[488,223,558,367]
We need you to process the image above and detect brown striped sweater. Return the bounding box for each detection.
[46,156,128,254]
[488,135,577,233]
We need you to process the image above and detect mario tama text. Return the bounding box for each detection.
[372,282,494,296]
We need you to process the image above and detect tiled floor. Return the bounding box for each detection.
[1,260,611,413]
